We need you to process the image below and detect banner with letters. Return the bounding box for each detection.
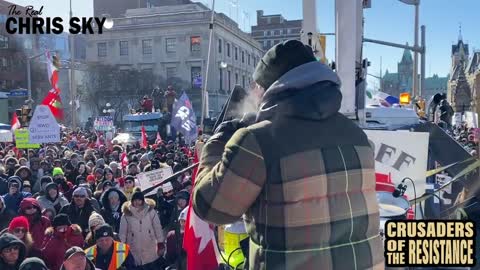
[15,129,40,149]
[364,130,429,202]
[28,105,60,144]
[137,167,174,196]
[94,116,114,131]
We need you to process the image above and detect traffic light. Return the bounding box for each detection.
[16,105,32,127]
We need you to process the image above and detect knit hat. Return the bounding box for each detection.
[95,168,104,175]
[253,39,317,90]
[86,174,96,183]
[45,182,58,193]
[102,181,113,190]
[131,187,144,202]
[23,181,31,188]
[20,198,40,212]
[94,224,114,240]
[52,167,64,177]
[73,187,88,197]
[53,214,71,227]
[9,216,30,232]
[19,257,48,270]
[88,212,105,228]
[8,176,22,189]
[109,161,119,169]
[64,246,85,261]
[40,176,53,187]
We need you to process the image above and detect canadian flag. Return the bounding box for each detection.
[183,143,220,270]
[156,132,162,144]
[120,152,129,169]
[10,112,21,131]
[141,124,148,149]
[42,51,64,119]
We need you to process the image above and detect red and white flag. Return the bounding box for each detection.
[141,124,148,149]
[95,131,103,148]
[42,51,64,119]
[10,112,21,131]
[156,132,162,144]
[120,152,129,169]
[183,143,220,270]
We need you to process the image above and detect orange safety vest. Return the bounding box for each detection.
[85,241,130,270]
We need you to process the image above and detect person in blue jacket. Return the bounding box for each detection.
[2,176,32,217]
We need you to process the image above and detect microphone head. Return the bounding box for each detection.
[392,189,401,198]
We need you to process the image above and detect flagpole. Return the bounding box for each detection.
[200,0,216,131]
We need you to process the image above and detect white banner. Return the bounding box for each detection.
[364,130,429,201]
[137,167,174,196]
[0,130,13,142]
[28,105,60,144]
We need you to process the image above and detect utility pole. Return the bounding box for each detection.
[413,1,419,98]
[69,0,77,129]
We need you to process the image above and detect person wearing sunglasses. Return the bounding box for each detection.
[19,198,51,251]
[42,214,84,270]
[0,233,26,270]
[6,216,41,259]
[122,176,136,201]
[59,187,96,236]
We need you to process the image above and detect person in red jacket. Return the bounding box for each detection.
[41,214,84,270]
[18,198,51,250]
[6,216,42,259]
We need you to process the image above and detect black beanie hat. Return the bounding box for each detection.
[40,176,53,187]
[94,224,114,240]
[19,257,48,270]
[45,182,58,193]
[253,39,317,90]
[53,214,71,227]
[131,187,144,202]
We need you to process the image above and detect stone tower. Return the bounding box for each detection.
[398,44,413,95]
[448,30,471,111]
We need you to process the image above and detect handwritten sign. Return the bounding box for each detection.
[15,129,40,149]
[0,130,13,142]
[137,167,174,196]
[94,116,114,131]
[28,105,60,144]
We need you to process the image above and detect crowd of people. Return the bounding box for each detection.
[0,128,195,270]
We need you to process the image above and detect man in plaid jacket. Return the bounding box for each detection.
[193,40,384,270]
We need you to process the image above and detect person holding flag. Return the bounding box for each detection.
[191,40,383,270]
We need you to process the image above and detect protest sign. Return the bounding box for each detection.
[15,129,40,149]
[0,130,13,142]
[94,116,114,131]
[137,167,174,196]
[28,105,60,144]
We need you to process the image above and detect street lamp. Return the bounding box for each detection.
[220,61,228,69]
[102,14,114,30]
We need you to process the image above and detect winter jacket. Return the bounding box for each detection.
[41,224,84,270]
[119,198,165,266]
[193,61,384,270]
[59,199,96,236]
[37,193,69,215]
[0,233,26,270]
[0,196,14,230]
[15,166,32,183]
[19,198,51,250]
[100,188,127,233]
[3,191,32,217]
[0,176,8,196]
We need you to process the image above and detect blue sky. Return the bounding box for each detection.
[10,0,479,89]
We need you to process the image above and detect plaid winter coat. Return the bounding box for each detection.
[193,61,384,270]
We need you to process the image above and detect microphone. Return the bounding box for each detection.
[392,180,407,198]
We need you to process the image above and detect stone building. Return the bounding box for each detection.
[86,0,263,118]
[250,10,303,51]
[448,35,472,113]
[382,45,448,101]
